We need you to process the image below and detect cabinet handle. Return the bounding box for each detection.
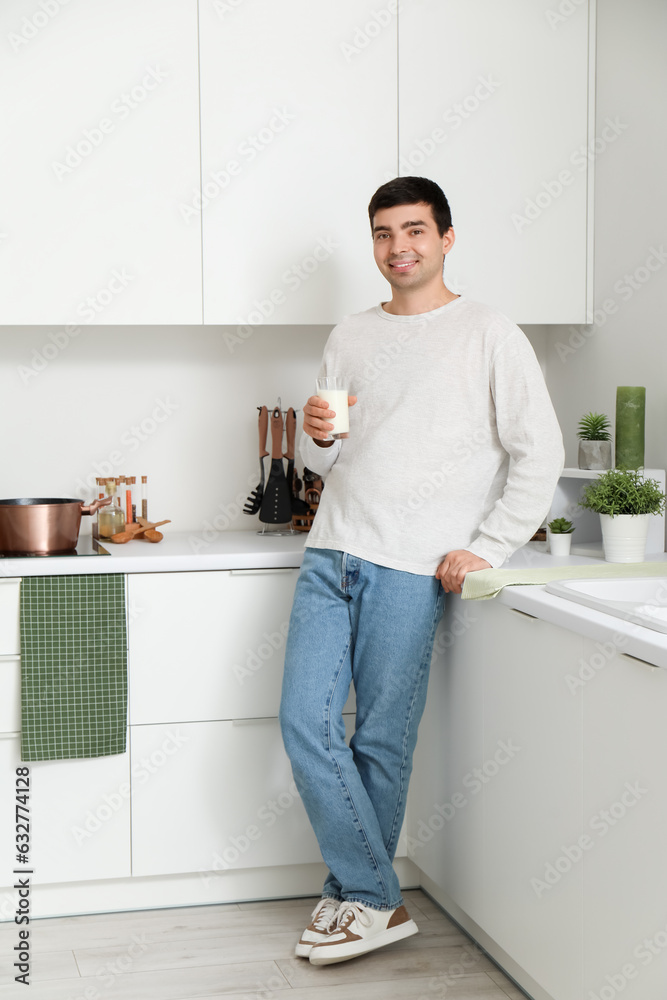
[229,568,297,576]
[507,607,539,621]
[0,655,20,663]
[620,652,659,670]
[231,717,277,726]
[0,578,20,585]
[0,732,20,740]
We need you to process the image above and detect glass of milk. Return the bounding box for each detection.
[316,376,350,439]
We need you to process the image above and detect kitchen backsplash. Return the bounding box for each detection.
[0,323,548,537]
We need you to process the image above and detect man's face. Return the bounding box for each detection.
[371,202,454,292]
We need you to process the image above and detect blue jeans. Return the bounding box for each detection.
[279,548,445,911]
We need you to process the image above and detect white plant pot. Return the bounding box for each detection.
[599,513,650,563]
[548,532,572,556]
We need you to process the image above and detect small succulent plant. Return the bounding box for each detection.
[577,411,611,441]
[548,517,575,534]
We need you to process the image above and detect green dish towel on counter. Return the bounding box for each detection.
[462,561,667,601]
[20,575,127,762]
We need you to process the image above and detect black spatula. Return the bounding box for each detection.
[259,408,293,524]
[243,406,269,515]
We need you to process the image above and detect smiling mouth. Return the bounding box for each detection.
[389,259,418,271]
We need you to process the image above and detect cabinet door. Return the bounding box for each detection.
[0,580,20,656]
[408,594,486,922]
[0,735,131,887]
[582,643,667,1000]
[131,716,354,877]
[482,601,584,1000]
[199,0,395,324]
[399,0,592,323]
[129,569,355,724]
[0,657,20,734]
[129,569,293,723]
[0,1,201,324]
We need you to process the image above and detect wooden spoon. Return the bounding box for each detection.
[109,519,170,544]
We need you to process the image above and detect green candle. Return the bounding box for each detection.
[615,386,646,469]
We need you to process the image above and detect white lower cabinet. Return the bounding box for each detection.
[130,716,355,878]
[0,580,20,656]
[412,594,667,1000]
[408,597,486,922]
[582,642,667,1000]
[128,568,361,879]
[1,735,131,887]
[128,568,353,724]
[481,602,584,1000]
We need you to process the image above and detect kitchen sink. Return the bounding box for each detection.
[545,577,667,634]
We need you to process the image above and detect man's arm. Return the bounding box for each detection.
[464,328,564,569]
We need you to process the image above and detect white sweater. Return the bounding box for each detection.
[300,296,564,574]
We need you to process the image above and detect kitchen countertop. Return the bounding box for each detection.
[0,530,308,577]
[4,533,667,665]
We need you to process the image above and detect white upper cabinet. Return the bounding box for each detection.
[0,1,202,324]
[0,1,593,325]
[399,0,593,323]
[198,0,395,324]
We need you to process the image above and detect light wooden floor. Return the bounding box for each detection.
[0,890,528,999]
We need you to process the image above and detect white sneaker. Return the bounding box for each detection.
[295,898,341,958]
[309,901,418,965]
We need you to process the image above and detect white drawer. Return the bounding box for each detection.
[0,579,20,656]
[0,656,20,733]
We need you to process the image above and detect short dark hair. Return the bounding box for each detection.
[368,176,453,237]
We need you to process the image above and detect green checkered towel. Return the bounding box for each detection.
[462,561,667,601]
[20,575,127,761]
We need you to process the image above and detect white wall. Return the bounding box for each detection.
[544,0,667,470]
[0,320,546,535]
[0,326,329,532]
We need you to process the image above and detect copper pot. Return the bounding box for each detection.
[0,498,110,556]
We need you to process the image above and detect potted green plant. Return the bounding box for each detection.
[547,516,575,556]
[579,468,666,562]
[577,411,612,470]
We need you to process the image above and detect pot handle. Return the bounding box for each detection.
[81,497,112,516]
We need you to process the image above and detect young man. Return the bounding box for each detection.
[279,176,564,965]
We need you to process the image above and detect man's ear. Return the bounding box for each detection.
[442,227,456,256]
